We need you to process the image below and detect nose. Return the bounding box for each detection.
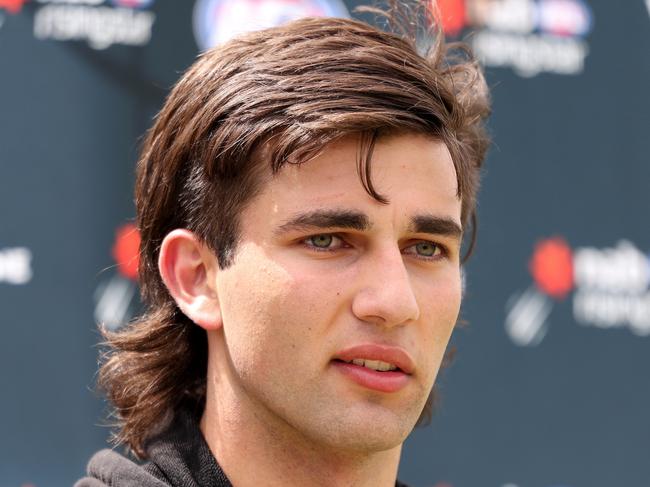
[351,246,420,327]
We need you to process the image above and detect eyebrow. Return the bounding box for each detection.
[411,215,463,240]
[275,209,371,235]
[275,209,461,239]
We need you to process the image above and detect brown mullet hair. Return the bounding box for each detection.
[98,1,491,458]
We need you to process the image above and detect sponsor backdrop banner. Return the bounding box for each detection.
[1,0,648,486]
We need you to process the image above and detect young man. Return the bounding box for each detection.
[77,4,490,486]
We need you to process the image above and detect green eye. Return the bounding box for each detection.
[309,234,333,248]
[415,241,438,257]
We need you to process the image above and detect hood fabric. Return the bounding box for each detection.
[75,406,232,487]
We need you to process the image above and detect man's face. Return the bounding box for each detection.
[210,133,462,453]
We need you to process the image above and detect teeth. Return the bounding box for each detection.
[349,358,397,371]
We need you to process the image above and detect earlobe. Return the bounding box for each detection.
[158,229,222,331]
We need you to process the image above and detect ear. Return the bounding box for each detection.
[158,229,222,330]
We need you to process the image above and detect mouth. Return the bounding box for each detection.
[334,358,401,372]
[333,343,415,374]
[331,344,414,393]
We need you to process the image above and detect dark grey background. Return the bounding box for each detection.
[1,1,648,486]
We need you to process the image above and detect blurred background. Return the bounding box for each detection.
[1,0,648,486]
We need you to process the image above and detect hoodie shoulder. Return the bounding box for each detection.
[75,449,169,487]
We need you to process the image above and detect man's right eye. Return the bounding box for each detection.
[302,233,349,252]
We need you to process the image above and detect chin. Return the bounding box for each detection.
[299,402,420,454]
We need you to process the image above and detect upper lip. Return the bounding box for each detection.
[333,344,415,374]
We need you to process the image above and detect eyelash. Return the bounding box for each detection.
[302,234,448,261]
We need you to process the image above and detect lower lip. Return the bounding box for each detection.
[331,361,410,393]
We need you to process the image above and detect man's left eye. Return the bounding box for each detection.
[406,241,443,258]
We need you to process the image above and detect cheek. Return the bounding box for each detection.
[217,245,331,379]
[430,271,462,330]
[416,270,462,366]
[217,248,291,366]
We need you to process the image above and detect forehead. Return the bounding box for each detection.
[256,133,461,223]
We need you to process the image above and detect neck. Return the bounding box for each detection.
[200,337,403,487]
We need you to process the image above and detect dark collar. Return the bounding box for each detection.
[144,406,232,487]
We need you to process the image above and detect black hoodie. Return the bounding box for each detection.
[75,407,233,487]
[76,408,411,487]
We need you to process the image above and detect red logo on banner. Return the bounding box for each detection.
[434,0,466,35]
[112,224,141,281]
[0,0,27,14]
[529,237,574,299]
